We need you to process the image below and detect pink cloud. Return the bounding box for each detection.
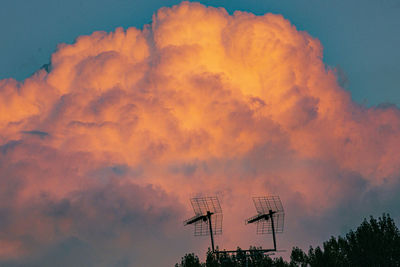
[1,2,400,265]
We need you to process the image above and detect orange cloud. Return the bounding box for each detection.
[1,2,400,265]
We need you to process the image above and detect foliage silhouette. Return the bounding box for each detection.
[175,253,202,267]
[176,247,288,267]
[177,213,400,266]
[290,213,400,266]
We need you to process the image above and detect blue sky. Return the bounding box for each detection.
[0,0,399,104]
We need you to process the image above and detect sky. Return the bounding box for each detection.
[0,1,400,266]
[1,0,399,106]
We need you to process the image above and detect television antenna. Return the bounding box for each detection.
[245,196,284,251]
[184,196,223,253]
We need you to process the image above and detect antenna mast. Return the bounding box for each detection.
[245,196,285,252]
[183,195,285,257]
[184,196,222,253]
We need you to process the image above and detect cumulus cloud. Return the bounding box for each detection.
[1,1,400,265]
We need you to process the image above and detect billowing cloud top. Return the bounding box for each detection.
[1,2,400,266]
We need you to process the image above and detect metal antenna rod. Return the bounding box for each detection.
[184,196,222,254]
[269,210,277,251]
[207,211,215,253]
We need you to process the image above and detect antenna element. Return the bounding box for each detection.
[184,196,223,253]
[245,196,285,251]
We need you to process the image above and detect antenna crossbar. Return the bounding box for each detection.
[184,212,214,225]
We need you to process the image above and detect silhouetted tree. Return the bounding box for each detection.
[290,246,308,267]
[177,247,288,267]
[175,253,203,267]
[345,213,400,266]
[290,213,400,267]
[177,214,400,266]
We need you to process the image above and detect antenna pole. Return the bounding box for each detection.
[207,211,215,253]
[269,210,277,251]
